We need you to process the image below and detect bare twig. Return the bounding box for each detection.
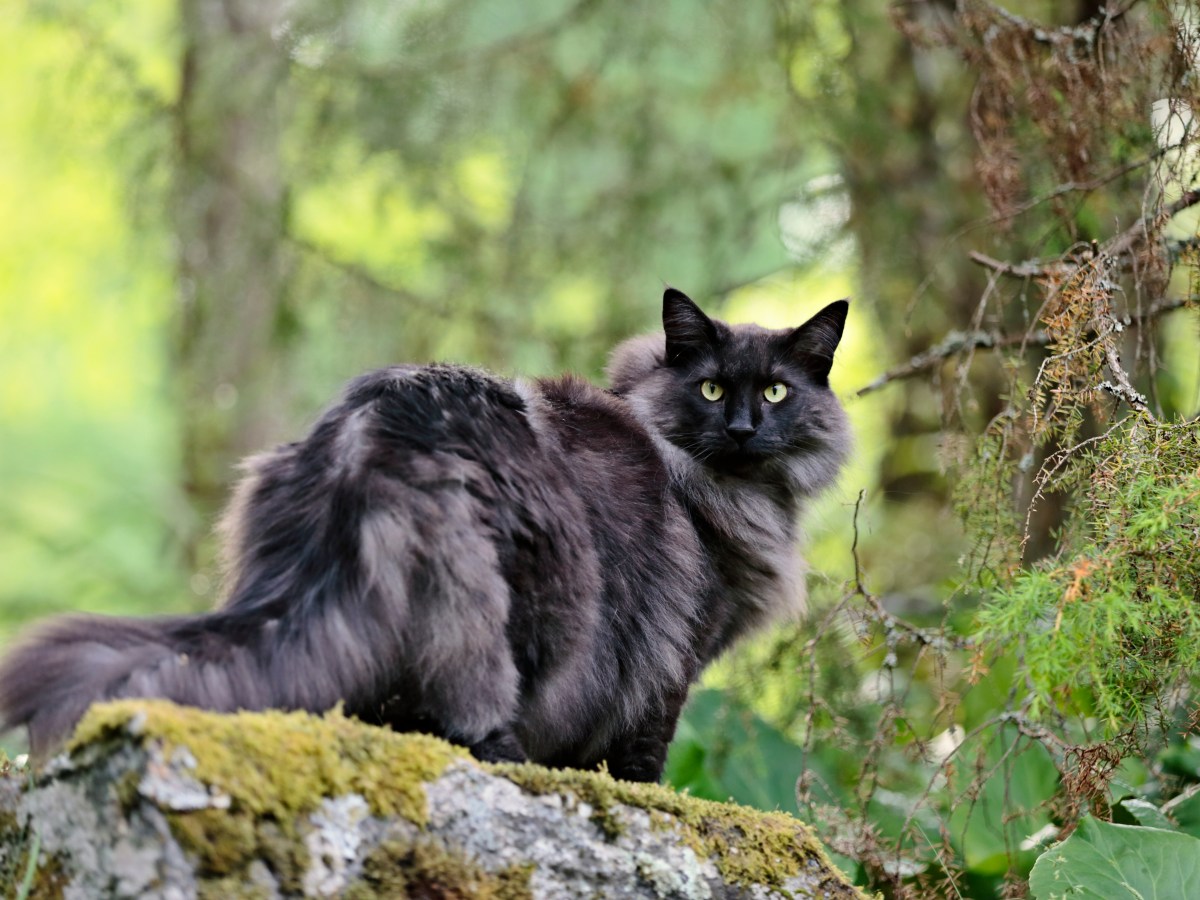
[1086,258,1157,418]
[967,190,1200,285]
[856,296,1193,397]
[978,0,1133,46]
[1104,189,1200,262]
[857,329,1049,397]
[1019,425,1122,556]
[967,251,1055,279]
[1097,379,1150,412]
[848,491,971,652]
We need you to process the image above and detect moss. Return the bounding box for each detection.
[169,808,258,876]
[196,875,276,900]
[2,835,67,900]
[112,770,142,813]
[65,700,860,896]
[70,700,467,827]
[0,808,19,842]
[253,820,308,894]
[70,701,468,894]
[344,838,533,900]
[492,762,862,895]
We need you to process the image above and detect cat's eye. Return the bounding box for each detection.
[700,380,724,401]
[764,383,788,403]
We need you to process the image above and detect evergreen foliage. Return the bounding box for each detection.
[3,0,1200,896]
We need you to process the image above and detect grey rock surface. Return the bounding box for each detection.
[0,702,867,899]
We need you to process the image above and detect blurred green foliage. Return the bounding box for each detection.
[0,1,190,630]
[2,1,1200,897]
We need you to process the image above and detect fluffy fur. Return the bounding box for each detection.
[0,289,850,782]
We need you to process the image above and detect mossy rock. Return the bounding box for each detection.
[71,699,465,826]
[0,700,869,899]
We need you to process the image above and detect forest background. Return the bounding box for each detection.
[2,0,1199,896]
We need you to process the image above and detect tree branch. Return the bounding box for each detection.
[967,251,1054,279]
[968,190,1200,283]
[856,297,1193,397]
[1105,188,1200,262]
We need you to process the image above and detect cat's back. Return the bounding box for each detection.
[341,363,534,460]
[335,365,661,485]
[520,373,676,516]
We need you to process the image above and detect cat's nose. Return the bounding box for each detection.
[726,425,757,445]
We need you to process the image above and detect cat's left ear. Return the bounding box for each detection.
[785,299,849,382]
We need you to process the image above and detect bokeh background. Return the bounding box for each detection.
[3,1,1199,895]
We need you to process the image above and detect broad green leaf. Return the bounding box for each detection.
[1167,791,1200,840]
[1115,799,1176,832]
[664,688,843,815]
[1029,816,1200,899]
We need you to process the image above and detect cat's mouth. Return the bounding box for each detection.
[710,441,774,473]
[664,430,781,473]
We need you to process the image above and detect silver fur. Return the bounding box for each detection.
[0,291,850,782]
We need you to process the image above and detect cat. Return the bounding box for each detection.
[0,288,850,782]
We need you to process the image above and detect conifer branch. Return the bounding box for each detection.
[856,297,1192,397]
[968,190,1200,283]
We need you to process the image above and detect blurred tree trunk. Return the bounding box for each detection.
[832,0,986,500]
[173,0,291,573]
[828,0,1140,561]
[819,0,1108,494]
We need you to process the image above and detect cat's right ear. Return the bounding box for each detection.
[663,288,718,366]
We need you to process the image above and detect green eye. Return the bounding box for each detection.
[764,383,788,403]
[700,380,724,401]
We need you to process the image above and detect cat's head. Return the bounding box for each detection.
[609,288,851,494]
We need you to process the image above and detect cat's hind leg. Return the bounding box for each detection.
[359,484,527,763]
[603,686,689,783]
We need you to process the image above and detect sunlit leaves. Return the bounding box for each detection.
[0,5,187,659]
[1030,817,1200,900]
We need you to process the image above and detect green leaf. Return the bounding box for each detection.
[1029,816,1200,899]
[664,688,845,815]
[1167,791,1200,840]
[1115,799,1176,831]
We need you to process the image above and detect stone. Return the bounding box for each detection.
[0,701,867,899]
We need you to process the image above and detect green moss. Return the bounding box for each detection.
[344,838,533,900]
[170,808,258,876]
[65,700,860,896]
[492,762,862,895]
[196,875,276,900]
[112,770,142,813]
[0,808,18,841]
[70,700,466,827]
[2,835,67,900]
[252,820,308,894]
[69,701,469,894]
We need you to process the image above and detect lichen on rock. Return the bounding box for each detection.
[0,701,868,899]
[70,699,465,826]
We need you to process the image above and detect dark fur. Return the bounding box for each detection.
[0,290,850,781]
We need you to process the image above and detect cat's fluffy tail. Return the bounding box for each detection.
[0,610,299,756]
[0,564,418,756]
[0,613,194,755]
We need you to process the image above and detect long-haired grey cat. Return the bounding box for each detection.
[0,289,849,782]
